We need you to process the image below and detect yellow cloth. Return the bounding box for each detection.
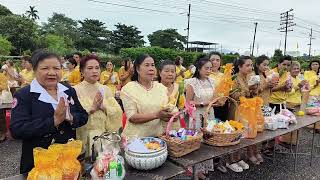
[100,70,119,96]
[74,81,122,156]
[19,69,34,86]
[258,74,271,105]
[209,71,223,87]
[175,65,185,84]
[164,83,181,130]
[287,76,302,105]
[121,81,168,138]
[304,70,320,96]
[61,69,72,82]
[184,70,193,79]
[0,73,8,91]
[118,66,132,87]
[270,68,290,104]
[68,67,81,86]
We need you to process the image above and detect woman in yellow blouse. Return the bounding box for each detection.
[254,55,277,106]
[304,60,320,97]
[18,56,34,87]
[184,65,195,79]
[62,58,77,82]
[269,55,293,113]
[280,61,307,145]
[158,60,182,129]
[74,55,122,157]
[100,61,120,96]
[175,56,186,84]
[118,58,133,87]
[120,54,173,138]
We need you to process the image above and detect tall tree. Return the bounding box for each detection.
[111,23,145,53]
[41,13,79,47]
[0,4,12,16]
[26,6,39,20]
[148,29,186,50]
[76,18,111,52]
[0,35,13,55]
[0,15,39,54]
[44,34,72,55]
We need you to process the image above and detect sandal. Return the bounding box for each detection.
[226,163,243,173]
[262,149,273,157]
[237,160,250,170]
[249,156,260,165]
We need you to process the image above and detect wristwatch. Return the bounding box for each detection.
[200,102,204,108]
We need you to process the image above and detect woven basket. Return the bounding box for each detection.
[202,97,243,146]
[160,110,203,158]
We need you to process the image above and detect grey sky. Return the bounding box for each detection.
[1,0,320,56]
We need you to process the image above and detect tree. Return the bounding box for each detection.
[76,18,111,52]
[26,6,39,20]
[111,23,145,53]
[0,4,12,16]
[0,36,13,55]
[44,34,71,55]
[148,29,186,50]
[273,49,283,61]
[0,15,39,54]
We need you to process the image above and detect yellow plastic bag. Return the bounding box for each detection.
[238,97,258,139]
[256,98,265,133]
[215,63,235,97]
[27,147,62,180]
[59,140,83,179]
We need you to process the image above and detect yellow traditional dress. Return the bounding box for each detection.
[175,65,186,84]
[19,69,34,86]
[163,83,182,130]
[61,69,72,82]
[209,71,223,87]
[184,70,193,79]
[118,66,132,87]
[0,73,8,91]
[258,74,271,106]
[68,66,81,86]
[304,70,320,96]
[74,81,122,156]
[121,81,168,138]
[269,68,290,104]
[100,70,120,96]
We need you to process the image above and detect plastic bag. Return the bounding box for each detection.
[238,97,258,138]
[279,104,297,124]
[274,114,290,129]
[256,98,265,133]
[60,140,82,179]
[27,148,63,180]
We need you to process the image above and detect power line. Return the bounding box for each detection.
[278,9,295,55]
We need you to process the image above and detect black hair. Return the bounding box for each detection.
[209,51,222,59]
[67,57,77,68]
[73,52,82,58]
[31,50,60,71]
[131,54,152,81]
[175,56,183,66]
[254,55,269,76]
[233,55,251,74]
[278,55,292,64]
[124,57,131,71]
[158,60,176,82]
[309,59,320,74]
[22,55,31,63]
[193,55,211,79]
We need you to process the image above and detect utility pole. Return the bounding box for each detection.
[308,28,315,59]
[251,22,258,57]
[278,9,295,55]
[186,4,191,51]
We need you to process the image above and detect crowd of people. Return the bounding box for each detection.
[0,49,319,179]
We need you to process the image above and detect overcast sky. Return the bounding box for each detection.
[1,0,320,56]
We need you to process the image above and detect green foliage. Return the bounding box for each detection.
[111,23,145,54]
[0,15,39,55]
[25,6,39,20]
[44,34,74,55]
[0,4,12,16]
[147,29,186,50]
[0,35,13,55]
[76,18,111,52]
[41,13,79,48]
[222,54,239,64]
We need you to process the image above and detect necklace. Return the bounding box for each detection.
[137,81,154,91]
